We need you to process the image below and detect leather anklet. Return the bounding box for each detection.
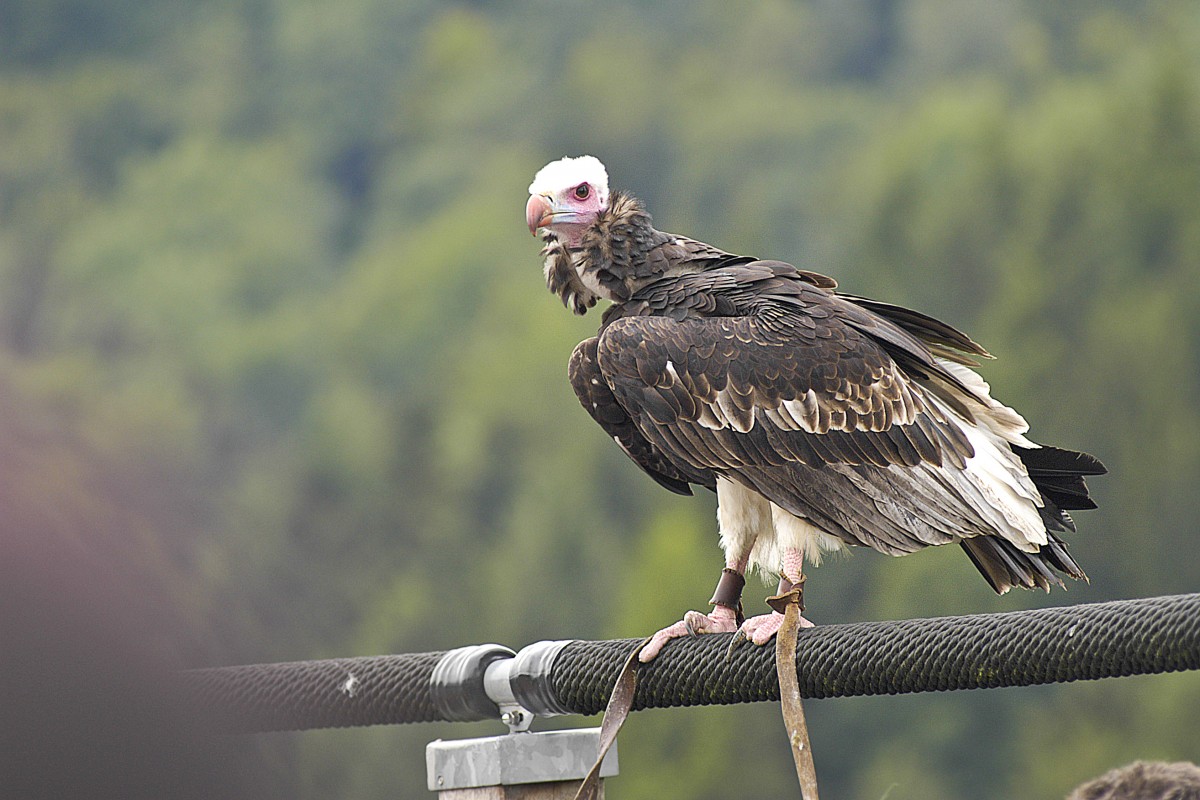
[709,568,746,626]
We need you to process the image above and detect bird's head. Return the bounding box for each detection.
[526,155,610,247]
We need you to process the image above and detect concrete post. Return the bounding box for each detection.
[427,728,618,799]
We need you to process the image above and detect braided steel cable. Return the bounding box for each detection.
[552,593,1200,715]
[184,652,445,732]
[184,594,1200,732]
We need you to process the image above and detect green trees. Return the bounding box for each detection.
[2,2,1198,798]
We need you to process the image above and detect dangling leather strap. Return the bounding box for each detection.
[709,568,746,625]
[767,573,805,614]
[775,577,820,799]
[572,637,651,800]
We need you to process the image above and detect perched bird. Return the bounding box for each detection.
[526,155,1105,661]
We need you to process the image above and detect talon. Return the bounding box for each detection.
[641,606,741,662]
[725,628,750,661]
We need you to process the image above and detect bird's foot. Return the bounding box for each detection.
[726,611,815,658]
[638,604,741,662]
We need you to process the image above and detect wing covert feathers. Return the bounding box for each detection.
[569,337,704,495]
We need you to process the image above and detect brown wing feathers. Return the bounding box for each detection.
[568,337,706,495]
[596,274,975,475]
[586,261,1059,555]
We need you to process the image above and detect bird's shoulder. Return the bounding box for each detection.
[599,259,842,328]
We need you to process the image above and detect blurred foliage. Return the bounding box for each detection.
[3,1,1199,798]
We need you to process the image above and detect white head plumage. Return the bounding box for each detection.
[528,155,610,208]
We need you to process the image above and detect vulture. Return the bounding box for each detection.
[526,155,1105,661]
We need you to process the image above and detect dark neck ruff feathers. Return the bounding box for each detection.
[579,191,671,304]
[543,189,745,314]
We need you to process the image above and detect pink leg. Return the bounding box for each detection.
[639,553,749,662]
[733,548,814,647]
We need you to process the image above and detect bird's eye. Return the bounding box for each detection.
[573,183,590,200]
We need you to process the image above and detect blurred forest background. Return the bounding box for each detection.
[3,0,1199,798]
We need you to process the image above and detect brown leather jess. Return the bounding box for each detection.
[709,567,747,625]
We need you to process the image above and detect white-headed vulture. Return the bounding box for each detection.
[527,156,1105,661]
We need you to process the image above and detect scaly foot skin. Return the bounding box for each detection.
[639,604,741,662]
[726,611,815,659]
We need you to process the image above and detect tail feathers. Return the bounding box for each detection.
[1035,497,1076,533]
[1019,444,1107,476]
[1036,478,1097,511]
[960,532,1087,594]
[1017,444,1106,511]
[963,443,1101,593]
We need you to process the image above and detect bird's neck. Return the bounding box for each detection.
[573,191,675,304]
[542,191,744,314]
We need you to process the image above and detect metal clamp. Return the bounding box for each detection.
[429,640,574,732]
[429,643,515,723]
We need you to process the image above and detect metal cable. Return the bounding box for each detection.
[183,652,444,733]
[183,594,1200,732]
[551,593,1200,715]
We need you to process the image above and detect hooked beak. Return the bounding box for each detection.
[526,194,554,236]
